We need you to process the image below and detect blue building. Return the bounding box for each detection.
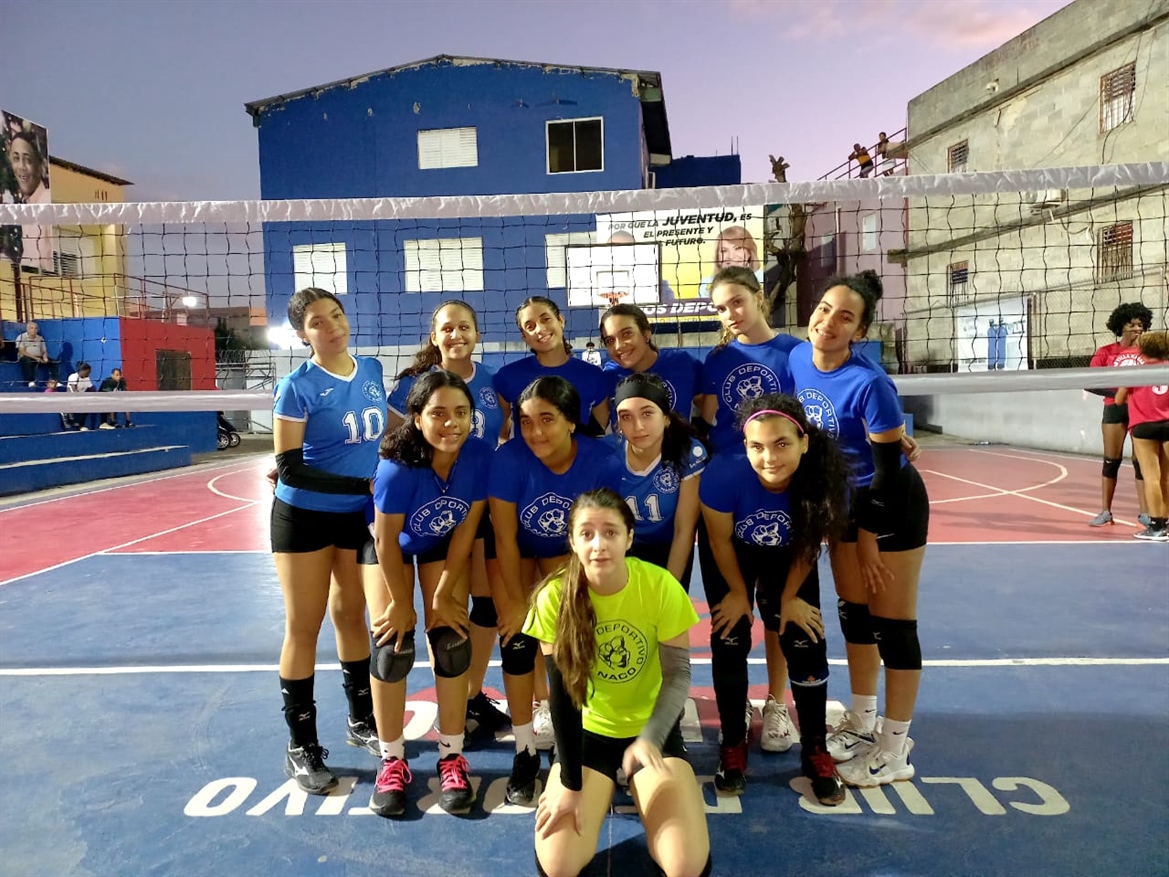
[245,54,739,348]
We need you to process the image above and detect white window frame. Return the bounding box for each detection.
[293,242,347,295]
[54,230,85,278]
[544,231,597,288]
[861,213,878,252]
[417,127,479,170]
[404,237,484,293]
[546,117,605,175]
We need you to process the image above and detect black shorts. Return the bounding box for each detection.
[1102,403,1129,426]
[842,463,930,551]
[1132,419,1169,441]
[581,722,687,784]
[629,540,696,594]
[270,499,369,554]
[359,533,451,566]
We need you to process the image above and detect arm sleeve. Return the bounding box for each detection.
[276,447,372,495]
[544,654,585,791]
[856,440,903,533]
[639,645,691,749]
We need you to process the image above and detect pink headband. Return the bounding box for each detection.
[743,409,805,435]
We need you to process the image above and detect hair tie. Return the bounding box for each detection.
[743,409,805,435]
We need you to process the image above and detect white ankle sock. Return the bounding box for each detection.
[438,733,464,757]
[878,718,911,756]
[852,694,878,729]
[513,722,536,755]
[380,736,406,761]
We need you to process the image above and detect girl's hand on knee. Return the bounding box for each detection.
[535,785,582,838]
[711,590,752,638]
[622,738,665,779]
[372,600,416,648]
[779,596,823,642]
[857,531,894,593]
[496,599,527,646]
[428,593,469,638]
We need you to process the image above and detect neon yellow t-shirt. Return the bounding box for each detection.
[524,557,699,739]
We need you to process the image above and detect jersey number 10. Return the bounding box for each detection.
[342,407,386,444]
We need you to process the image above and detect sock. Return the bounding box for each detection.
[379,736,406,761]
[438,733,465,758]
[878,718,912,756]
[791,684,826,750]
[1152,517,1168,530]
[513,722,536,755]
[280,675,318,749]
[340,658,374,721]
[851,694,878,730]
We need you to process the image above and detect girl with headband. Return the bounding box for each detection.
[698,394,850,803]
[788,270,930,787]
[613,373,707,590]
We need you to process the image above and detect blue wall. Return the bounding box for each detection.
[4,318,123,381]
[655,155,742,188]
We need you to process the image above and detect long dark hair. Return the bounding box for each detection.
[287,287,345,341]
[380,371,474,466]
[517,295,572,355]
[823,270,883,337]
[516,375,581,427]
[599,303,658,353]
[533,488,635,708]
[735,393,849,564]
[709,266,771,352]
[396,300,479,380]
[614,373,696,473]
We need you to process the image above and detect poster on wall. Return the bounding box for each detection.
[955,296,1029,372]
[595,206,765,322]
[0,110,53,273]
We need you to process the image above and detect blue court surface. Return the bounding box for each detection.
[1,541,1166,877]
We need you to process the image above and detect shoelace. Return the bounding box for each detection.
[376,758,412,793]
[808,749,838,778]
[764,705,790,736]
[302,745,330,771]
[438,755,471,790]
[719,742,748,771]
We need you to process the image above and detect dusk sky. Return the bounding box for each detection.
[2,0,1072,202]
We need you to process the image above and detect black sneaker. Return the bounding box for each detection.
[465,691,511,741]
[505,749,541,805]
[284,743,338,795]
[437,753,475,812]
[714,740,748,795]
[346,715,380,756]
[369,757,411,817]
[802,743,846,806]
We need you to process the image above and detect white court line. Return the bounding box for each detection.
[206,468,267,504]
[3,656,1166,676]
[928,539,1160,546]
[114,549,269,556]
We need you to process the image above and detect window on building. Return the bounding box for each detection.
[818,234,837,271]
[1100,63,1136,133]
[54,231,84,278]
[948,261,970,304]
[404,238,484,292]
[861,213,878,252]
[547,118,604,174]
[544,231,597,287]
[1096,221,1133,282]
[417,127,479,169]
[948,141,969,173]
[293,242,347,295]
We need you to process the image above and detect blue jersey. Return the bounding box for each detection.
[273,356,386,513]
[494,355,613,426]
[788,342,905,487]
[388,362,504,445]
[605,347,702,424]
[489,436,623,558]
[373,437,492,555]
[699,451,795,547]
[620,437,707,545]
[702,334,799,453]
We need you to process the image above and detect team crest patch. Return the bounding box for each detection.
[653,466,680,494]
[797,388,839,438]
[362,381,384,403]
[594,619,649,683]
[735,509,793,547]
[478,387,499,409]
[410,497,470,538]
[720,363,780,409]
[520,492,573,537]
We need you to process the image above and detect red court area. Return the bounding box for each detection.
[0,446,1148,584]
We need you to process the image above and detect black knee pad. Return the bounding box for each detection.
[871,616,922,671]
[1132,458,1143,481]
[428,626,472,678]
[1102,457,1122,479]
[469,595,498,628]
[781,627,829,686]
[837,599,877,645]
[500,632,538,676]
[370,631,416,683]
[710,616,753,668]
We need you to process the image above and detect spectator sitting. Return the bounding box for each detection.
[16,320,59,387]
[582,341,603,367]
[849,143,874,178]
[44,379,61,392]
[99,367,133,429]
[64,362,100,431]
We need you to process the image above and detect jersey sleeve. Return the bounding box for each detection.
[493,361,520,406]
[488,441,523,502]
[648,564,700,643]
[465,439,493,503]
[387,374,415,416]
[860,373,905,435]
[682,438,708,480]
[697,455,736,511]
[373,459,416,515]
[523,577,564,644]
[273,375,309,422]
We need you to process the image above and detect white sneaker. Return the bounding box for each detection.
[27,382,36,387]
[760,695,796,752]
[838,738,915,787]
[826,710,876,763]
[99,423,115,430]
[532,701,555,750]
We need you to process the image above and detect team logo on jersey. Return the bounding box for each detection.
[594,619,649,683]
[478,387,499,410]
[653,466,680,494]
[1113,353,1143,368]
[720,364,781,410]
[471,409,486,438]
[409,497,470,538]
[520,492,573,538]
[362,381,384,403]
[797,388,840,438]
[735,509,793,547]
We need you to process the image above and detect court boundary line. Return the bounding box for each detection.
[4,656,1166,676]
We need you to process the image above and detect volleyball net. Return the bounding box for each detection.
[0,163,1166,430]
